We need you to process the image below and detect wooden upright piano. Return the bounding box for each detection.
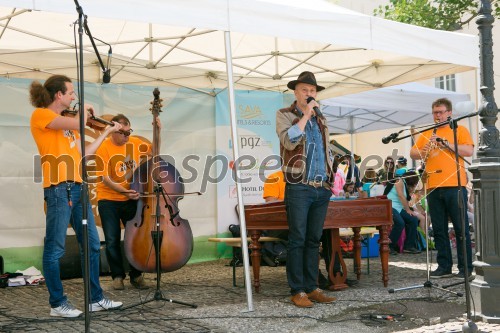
[244,197,392,292]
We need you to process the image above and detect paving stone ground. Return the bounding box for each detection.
[1,249,499,332]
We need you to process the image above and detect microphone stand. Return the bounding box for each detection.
[390,112,478,144]
[447,115,474,321]
[73,1,91,331]
[387,112,477,322]
[82,16,111,83]
[73,1,113,331]
[436,138,471,167]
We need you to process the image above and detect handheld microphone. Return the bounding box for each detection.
[381,133,398,144]
[102,46,112,84]
[306,96,323,118]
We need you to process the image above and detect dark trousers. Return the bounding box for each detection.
[284,183,331,295]
[428,187,472,273]
[98,199,141,280]
[389,208,419,251]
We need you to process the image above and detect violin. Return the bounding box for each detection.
[61,108,114,131]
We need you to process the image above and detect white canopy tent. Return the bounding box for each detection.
[321,82,472,134]
[0,0,479,311]
[0,0,477,98]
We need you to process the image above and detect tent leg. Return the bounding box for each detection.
[224,31,254,312]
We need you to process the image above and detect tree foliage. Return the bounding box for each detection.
[374,0,500,31]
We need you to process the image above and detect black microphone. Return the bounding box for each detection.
[381,133,398,144]
[102,46,112,84]
[306,96,323,118]
[165,202,180,226]
[435,137,449,145]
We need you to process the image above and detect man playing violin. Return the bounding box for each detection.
[29,74,123,318]
[95,114,160,290]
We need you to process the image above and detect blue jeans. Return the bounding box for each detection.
[389,208,419,251]
[284,183,331,295]
[43,182,103,308]
[428,187,472,273]
[98,199,141,280]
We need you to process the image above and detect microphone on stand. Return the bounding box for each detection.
[102,46,112,84]
[165,202,180,226]
[381,132,399,144]
[306,96,323,117]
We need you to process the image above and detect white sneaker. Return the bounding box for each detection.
[50,301,83,318]
[90,296,123,312]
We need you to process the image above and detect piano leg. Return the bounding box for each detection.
[327,229,348,291]
[352,227,362,280]
[249,230,262,293]
[378,225,390,287]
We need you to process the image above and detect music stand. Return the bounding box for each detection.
[386,112,478,302]
[122,181,197,310]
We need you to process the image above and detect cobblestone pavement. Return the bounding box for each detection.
[1,250,499,332]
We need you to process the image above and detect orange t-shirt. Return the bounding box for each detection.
[30,108,82,188]
[413,125,473,189]
[96,136,151,201]
[263,170,286,201]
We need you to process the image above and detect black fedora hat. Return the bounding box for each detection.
[287,71,325,91]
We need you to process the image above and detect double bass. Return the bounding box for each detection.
[124,88,193,272]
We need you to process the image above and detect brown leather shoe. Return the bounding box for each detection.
[307,288,336,303]
[130,276,149,289]
[112,277,124,290]
[290,292,313,308]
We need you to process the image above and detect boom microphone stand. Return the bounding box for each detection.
[73,1,115,330]
[73,1,91,331]
[446,115,474,320]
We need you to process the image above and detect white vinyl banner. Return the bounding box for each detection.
[214,90,292,234]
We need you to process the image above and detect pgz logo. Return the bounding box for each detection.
[240,136,260,149]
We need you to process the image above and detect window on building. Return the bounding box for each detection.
[435,74,456,91]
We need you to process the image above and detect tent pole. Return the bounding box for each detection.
[348,116,354,153]
[224,31,254,312]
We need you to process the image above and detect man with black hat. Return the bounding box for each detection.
[276,71,336,307]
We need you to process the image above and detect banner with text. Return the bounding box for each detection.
[215,90,292,233]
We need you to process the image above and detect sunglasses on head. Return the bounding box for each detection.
[116,129,133,137]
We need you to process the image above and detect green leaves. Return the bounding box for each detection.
[374,0,500,31]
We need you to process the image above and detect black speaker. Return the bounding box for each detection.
[46,235,130,279]
[99,241,130,276]
[59,235,82,279]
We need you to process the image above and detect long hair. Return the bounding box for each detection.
[29,75,72,108]
[403,170,419,188]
